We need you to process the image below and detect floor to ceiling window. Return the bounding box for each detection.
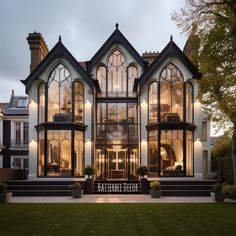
[37,64,85,177]
[95,49,139,180]
[148,63,194,177]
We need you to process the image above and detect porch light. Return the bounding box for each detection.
[141,99,147,105]
[86,100,92,105]
[86,138,91,142]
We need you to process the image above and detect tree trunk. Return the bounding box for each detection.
[232,27,236,56]
[232,120,236,184]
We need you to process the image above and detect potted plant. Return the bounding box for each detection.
[70,182,83,198]
[211,183,225,203]
[0,182,7,203]
[150,181,161,198]
[136,166,149,194]
[83,165,96,194]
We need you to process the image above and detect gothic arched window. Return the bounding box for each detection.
[148,82,158,123]
[47,64,72,122]
[108,50,126,97]
[160,64,183,122]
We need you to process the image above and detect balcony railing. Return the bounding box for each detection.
[11,139,28,148]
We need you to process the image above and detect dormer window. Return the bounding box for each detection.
[17,98,27,108]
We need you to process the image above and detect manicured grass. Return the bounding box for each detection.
[0,203,236,236]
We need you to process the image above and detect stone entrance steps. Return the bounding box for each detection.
[5,180,216,196]
[6,181,84,196]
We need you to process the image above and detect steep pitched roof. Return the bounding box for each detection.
[87,24,146,71]
[21,39,94,93]
[135,37,202,91]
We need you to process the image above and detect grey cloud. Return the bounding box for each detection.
[0,0,186,102]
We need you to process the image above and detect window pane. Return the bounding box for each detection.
[148,130,158,175]
[129,125,138,144]
[128,104,137,123]
[117,104,126,123]
[96,125,105,144]
[47,130,71,176]
[74,82,83,123]
[38,131,44,176]
[186,131,193,176]
[48,64,72,122]
[149,82,158,123]
[97,66,106,97]
[128,66,138,97]
[15,122,21,145]
[97,103,106,124]
[107,104,116,123]
[74,131,84,176]
[39,83,45,123]
[160,130,184,176]
[23,122,28,144]
[108,50,126,97]
[186,83,193,123]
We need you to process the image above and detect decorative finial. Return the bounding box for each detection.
[115,23,119,29]
[170,35,173,41]
[59,35,61,42]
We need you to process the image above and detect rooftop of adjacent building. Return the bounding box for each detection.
[0,89,28,116]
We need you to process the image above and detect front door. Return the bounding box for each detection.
[107,147,127,180]
[95,146,139,180]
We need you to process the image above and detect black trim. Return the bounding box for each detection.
[21,40,95,93]
[35,122,87,132]
[87,26,146,72]
[146,122,196,131]
[135,39,202,91]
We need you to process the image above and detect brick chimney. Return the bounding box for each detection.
[27,32,49,73]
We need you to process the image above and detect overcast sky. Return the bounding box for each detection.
[0,0,186,102]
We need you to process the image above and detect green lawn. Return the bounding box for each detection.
[0,203,236,236]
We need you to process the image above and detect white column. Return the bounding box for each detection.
[28,97,38,180]
[140,99,148,165]
[193,99,203,179]
[84,99,92,166]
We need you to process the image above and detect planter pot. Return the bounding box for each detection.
[150,189,161,198]
[140,178,149,194]
[211,192,225,203]
[72,189,83,198]
[85,178,94,194]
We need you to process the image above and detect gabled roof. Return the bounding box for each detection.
[135,37,202,90]
[21,39,94,93]
[87,24,146,71]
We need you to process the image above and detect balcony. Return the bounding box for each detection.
[11,139,28,149]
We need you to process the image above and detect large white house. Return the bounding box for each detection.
[22,24,211,181]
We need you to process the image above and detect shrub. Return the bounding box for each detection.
[70,182,82,190]
[83,166,96,178]
[212,183,223,193]
[222,184,236,199]
[0,182,7,193]
[150,181,161,190]
[136,166,149,178]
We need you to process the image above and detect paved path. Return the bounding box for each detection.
[8,195,236,203]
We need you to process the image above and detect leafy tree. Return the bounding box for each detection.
[211,133,232,159]
[172,0,236,183]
